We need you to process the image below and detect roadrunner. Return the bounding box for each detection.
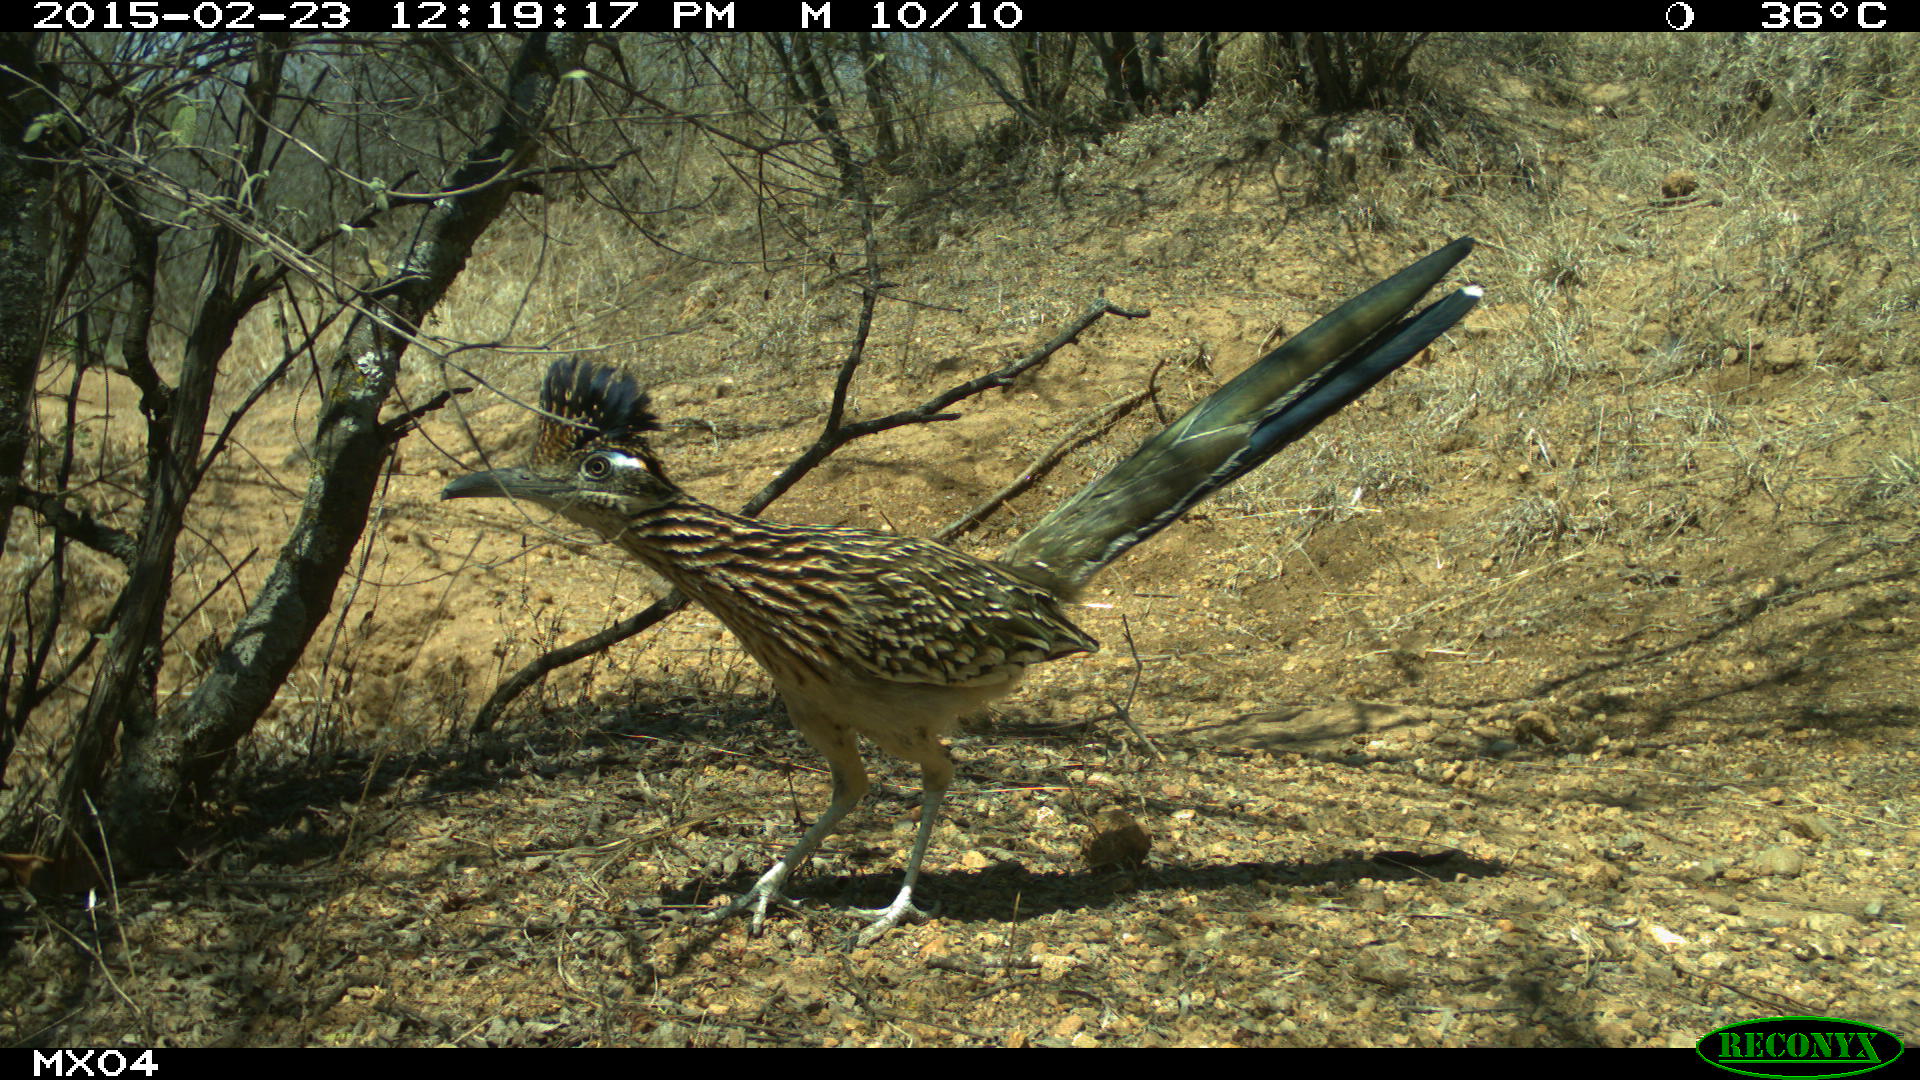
[444,238,1481,943]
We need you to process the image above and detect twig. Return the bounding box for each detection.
[471,595,685,734]
[158,547,259,653]
[381,386,473,441]
[744,296,1147,517]
[935,362,1162,545]
[1107,613,1164,760]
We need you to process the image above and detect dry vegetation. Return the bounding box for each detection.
[3,33,1917,1046]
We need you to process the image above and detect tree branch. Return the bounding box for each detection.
[14,487,136,564]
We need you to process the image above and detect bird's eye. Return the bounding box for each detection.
[581,453,614,480]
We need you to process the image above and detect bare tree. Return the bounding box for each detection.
[97,33,594,851]
[1278,33,1429,112]
[0,32,590,860]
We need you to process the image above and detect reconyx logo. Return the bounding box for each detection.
[1697,1016,1904,1079]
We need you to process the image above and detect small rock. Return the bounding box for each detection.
[1082,810,1152,870]
[1753,846,1805,877]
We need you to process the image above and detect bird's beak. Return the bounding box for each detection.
[441,467,563,503]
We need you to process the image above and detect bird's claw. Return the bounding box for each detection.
[704,865,803,933]
[849,886,933,946]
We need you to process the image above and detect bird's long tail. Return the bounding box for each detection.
[1000,237,1481,597]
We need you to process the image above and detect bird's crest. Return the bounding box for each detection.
[533,358,662,467]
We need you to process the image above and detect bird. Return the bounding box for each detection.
[443,238,1481,944]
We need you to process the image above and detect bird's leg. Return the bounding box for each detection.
[708,756,868,933]
[851,753,953,946]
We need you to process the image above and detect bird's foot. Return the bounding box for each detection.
[849,885,933,946]
[704,862,801,934]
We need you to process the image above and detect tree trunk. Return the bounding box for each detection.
[0,33,57,565]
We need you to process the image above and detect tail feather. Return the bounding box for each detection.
[1000,238,1479,597]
